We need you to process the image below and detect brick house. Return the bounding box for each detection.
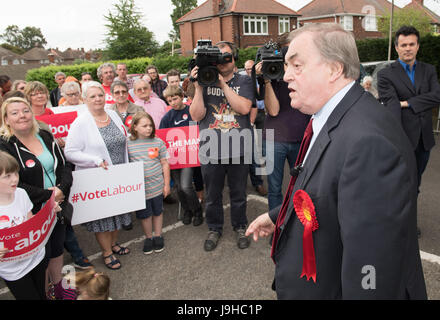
[176,0,300,56]
[297,0,394,39]
[403,0,440,33]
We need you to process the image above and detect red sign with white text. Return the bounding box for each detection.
[0,193,56,262]
[156,125,200,170]
[36,111,78,138]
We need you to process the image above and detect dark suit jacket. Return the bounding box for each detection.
[50,87,61,107]
[377,60,440,151]
[269,83,427,299]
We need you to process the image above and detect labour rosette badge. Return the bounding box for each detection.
[293,189,319,283]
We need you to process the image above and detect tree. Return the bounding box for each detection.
[378,7,433,38]
[103,0,158,60]
[1,25,47,50]
[169,0,197,40]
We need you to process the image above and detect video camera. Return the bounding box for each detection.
[188,40,233,87]
[255,40,285,80]
[251,40,285,100]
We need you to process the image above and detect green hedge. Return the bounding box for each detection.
[26,35,440,90]
[26,57,153,91]
[356,34,440,76]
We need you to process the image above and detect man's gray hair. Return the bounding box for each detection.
[61,81,81,96]
[81,81,104,100]
[97,62,116,80]
[54,72,66,80]
[133,78,150,88]
[289,23,360,80]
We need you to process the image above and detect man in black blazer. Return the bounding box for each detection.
[378,26,440,195]
[246,23,427,299]
[49,71,66,107]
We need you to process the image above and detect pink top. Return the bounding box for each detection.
[134,97,167,128]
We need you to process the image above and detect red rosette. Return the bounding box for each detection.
[293,189,319,283]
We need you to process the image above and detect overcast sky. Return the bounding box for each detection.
[0,0,436,51]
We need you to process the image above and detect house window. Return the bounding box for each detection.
[279,17,290,34]
[243,15,268,35]
[13,59,20,65]
[1,59,8,66]
[340,15,353,31]
[364,15,377,31]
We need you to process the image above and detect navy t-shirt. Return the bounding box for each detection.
[263,79,310,143]
[159,106,194,129]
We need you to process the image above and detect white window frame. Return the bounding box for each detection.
[340,15,353,31]
[1,59,8,66]
[364,15,377,31]
[279,16,290,34]
[243,15,268,35]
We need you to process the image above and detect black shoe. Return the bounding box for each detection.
[236,228,250,249]
[193,211,204,226]
[122,223,133,231]
[143,238,153,255]
[153,236,164,253]
[204,231,221,252]
[182,211,193,225]
[163,195,177,204]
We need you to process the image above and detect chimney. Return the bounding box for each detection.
[48,53,55,64]
[415,0,424,6]
[212,0,223,15]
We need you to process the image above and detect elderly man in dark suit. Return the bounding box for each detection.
[378,26,440,196]
[246,23,427,299]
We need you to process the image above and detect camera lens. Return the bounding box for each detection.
[198,66,218,86]
[263,62,284,80]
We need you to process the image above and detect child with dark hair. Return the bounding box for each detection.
[160,86,204,226]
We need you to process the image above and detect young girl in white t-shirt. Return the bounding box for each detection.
[0,151,47,300]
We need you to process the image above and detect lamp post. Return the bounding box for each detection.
[387,0,394,61]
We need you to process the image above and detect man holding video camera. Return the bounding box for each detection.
[189,41,255,252]
[255,36,310,212]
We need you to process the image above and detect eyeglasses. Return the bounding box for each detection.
[66,92,80,97]
[113,90,128,96]
[136,87,149,92]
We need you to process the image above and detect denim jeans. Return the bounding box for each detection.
[171,167,202,215]
[64,223,86,262]
[263,140,300,211]
[249,126,264,188]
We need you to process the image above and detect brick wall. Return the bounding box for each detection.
[299,16,382,39]
[180,16,298,55]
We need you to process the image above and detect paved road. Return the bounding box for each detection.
[1,136,440,300]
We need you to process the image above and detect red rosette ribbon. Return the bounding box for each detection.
[293,189,319,283]
[125,116,133,129]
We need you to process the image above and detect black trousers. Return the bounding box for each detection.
[4,258,47,300]
[415,135,431,193]
[201,159,249,234]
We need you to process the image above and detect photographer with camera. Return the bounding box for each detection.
[254,35,310,213]
[189,41,255,252]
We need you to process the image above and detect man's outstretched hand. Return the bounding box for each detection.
[246,213,275,242]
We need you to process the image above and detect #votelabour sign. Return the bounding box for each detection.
[69,162,146,226]
[0,193,56,262]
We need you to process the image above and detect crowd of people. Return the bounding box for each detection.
[0,23,439,300]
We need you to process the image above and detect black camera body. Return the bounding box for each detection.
[256,40,284,80]
[188,40,233,87]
